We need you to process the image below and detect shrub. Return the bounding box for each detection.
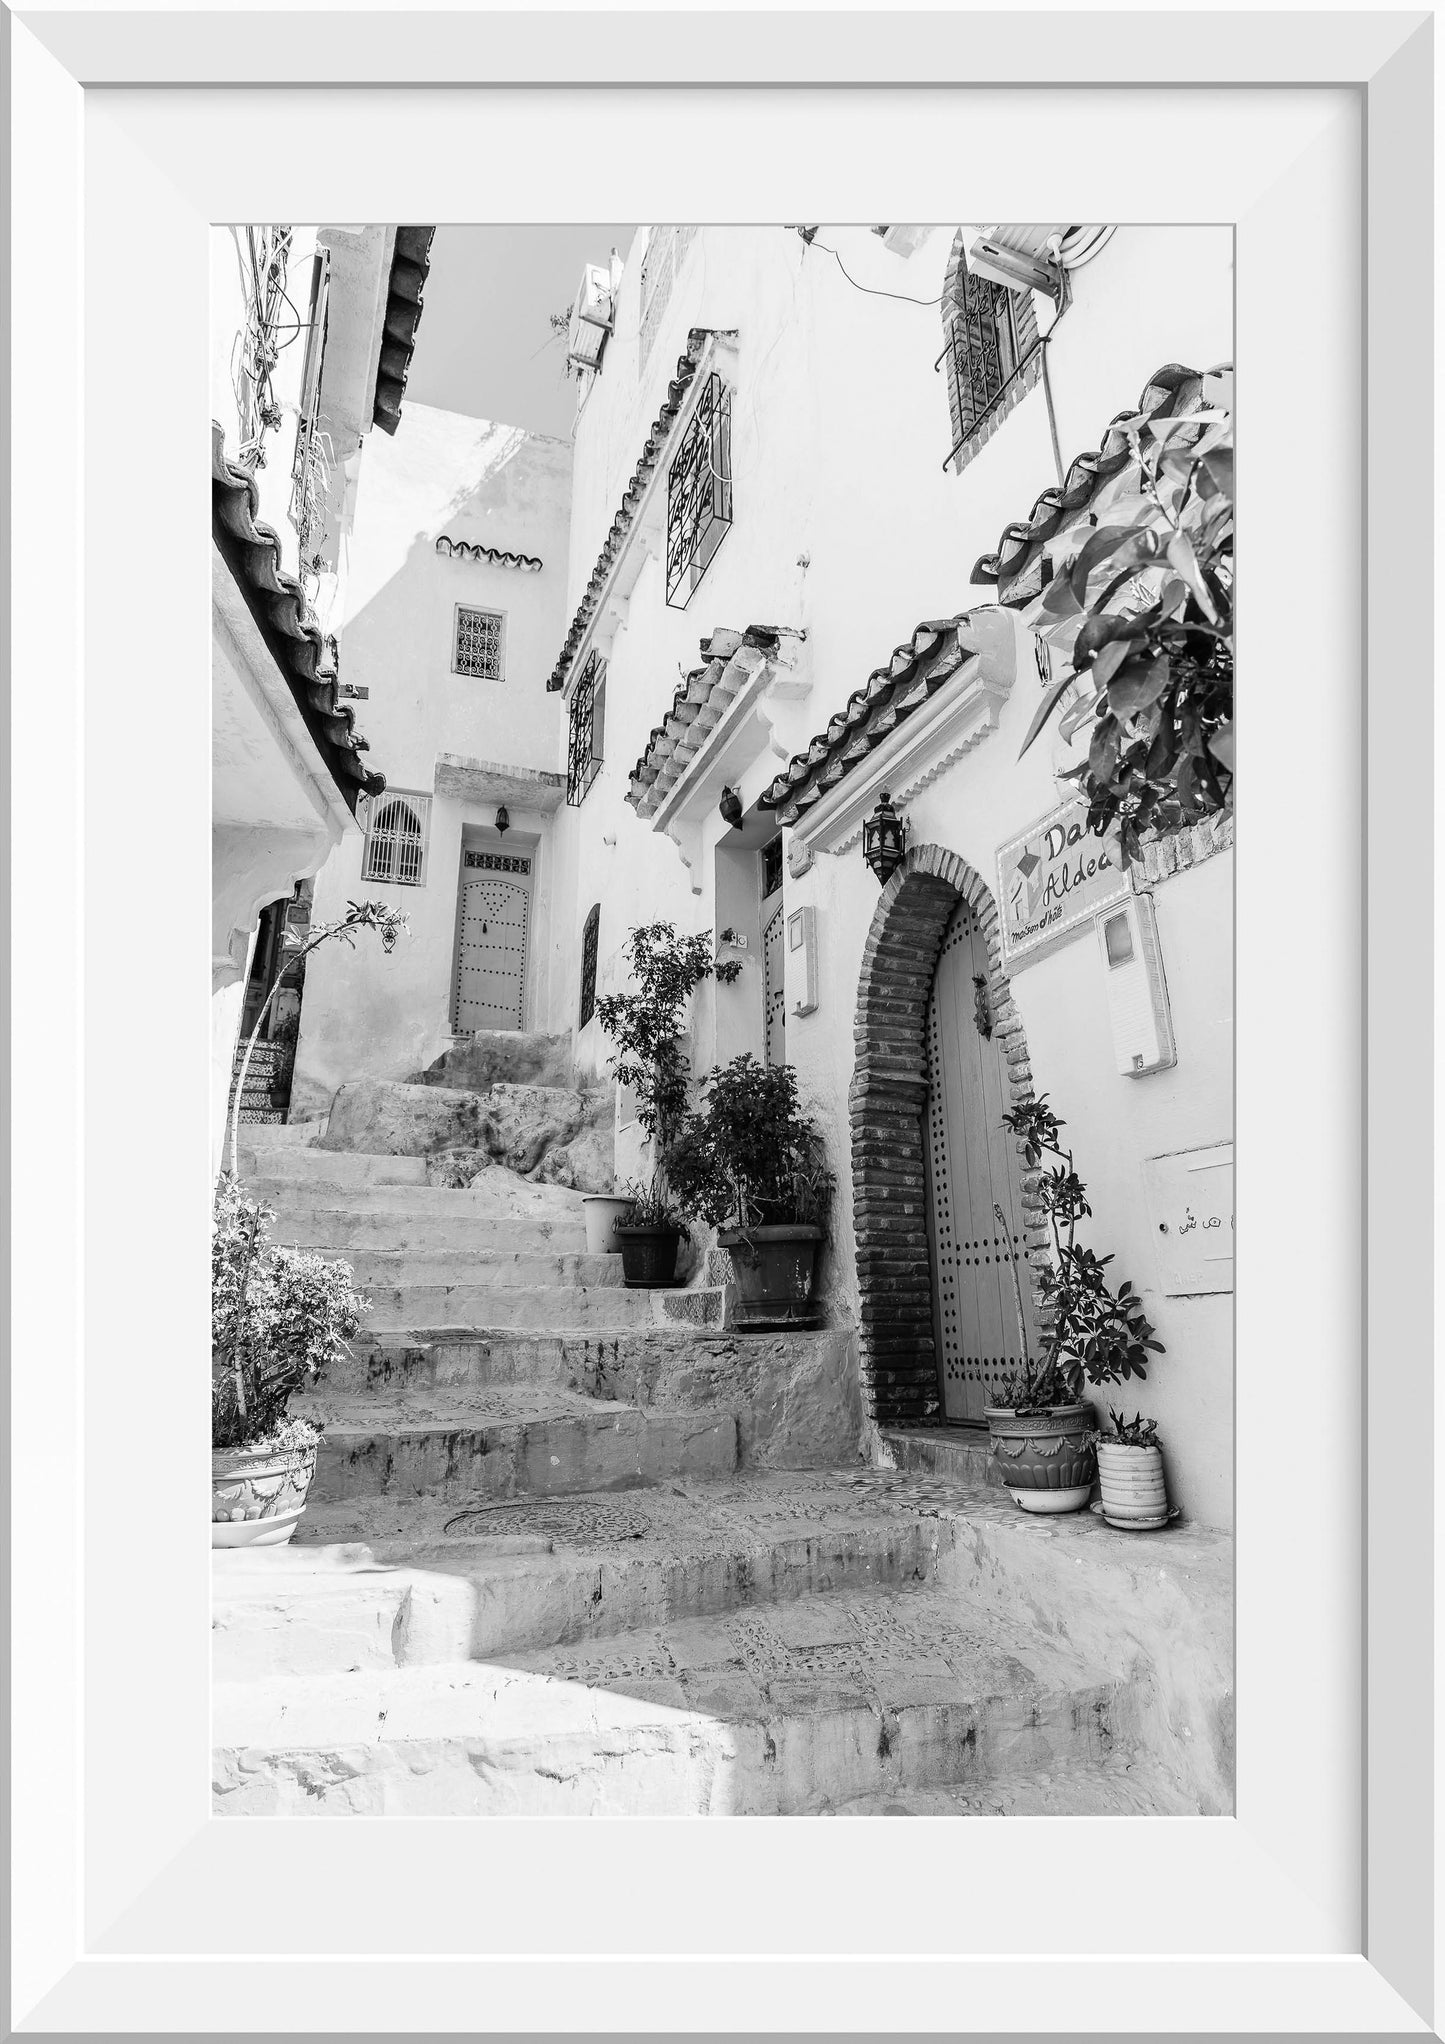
[667,1054,833,1233]
[211,1176,370,1449]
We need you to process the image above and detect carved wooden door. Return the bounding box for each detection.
[454,877,529,1032]
[923,898,1039,1422]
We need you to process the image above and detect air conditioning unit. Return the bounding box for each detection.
[968,223,1115,297]
[966,233,1065,301]
[567,259,619,374]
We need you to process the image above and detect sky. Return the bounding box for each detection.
[404,225,637,440]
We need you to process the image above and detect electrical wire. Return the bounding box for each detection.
[808,237,946,307]
[1036,283,1071,490]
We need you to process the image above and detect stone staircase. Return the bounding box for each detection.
[228,1034,294,1126]
[214,1094,1234,1819]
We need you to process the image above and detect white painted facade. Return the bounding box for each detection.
[289,408,572,1115]
[542,225,1235,1527]
[210,225,399,1168]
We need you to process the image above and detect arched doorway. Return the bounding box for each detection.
[850,844,1046,1429]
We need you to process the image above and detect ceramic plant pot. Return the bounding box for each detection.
[581,1194,633,1256]
[211,1437,318,1547]
[717,1225,823,1329]
[613,1224,680,1289]
[984,1403,1096,1514]
[1097,1440,1169,1528]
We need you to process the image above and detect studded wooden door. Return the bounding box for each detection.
[454,877,529,1031]
[923,898,1039,1422]
[763,900,787,1067]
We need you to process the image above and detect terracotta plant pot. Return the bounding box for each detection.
[984,1403,1096,1514]
[211,1437,318,1548]
[581,1194,633,1256]
[717,1224,823,1329]
[1097,1440,1169,1528]
[613,1224,680,1289]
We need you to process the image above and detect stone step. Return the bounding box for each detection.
[299,1386,741,1503]
[270,1211,591,1256]
[825,1754,1203,1816]
[321,1326,845,1413]
[211,1581,1134,1816]
[248,1178,586,1220]
[241,1149,431,1188]
[338,1249,625,1290]
[209,1479,944,1684]
[882,1425,1005,1492]
[217,1473,953,1675]
[360,1282,721,1334]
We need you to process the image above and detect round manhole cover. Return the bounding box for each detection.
[445,1497,653,1545]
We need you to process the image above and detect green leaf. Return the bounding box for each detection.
[1207,722,1235,772]
[1017,668,1081,759]
[1166,530,1219,623]
[1106,650,1172,721]
[1039,570,1083,623]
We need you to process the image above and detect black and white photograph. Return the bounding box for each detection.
[210,219,1235,1819]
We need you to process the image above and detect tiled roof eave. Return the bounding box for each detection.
[546,328,736,695]
[624,625,796,820]
[372,226,436,436]
[211,421,385,812]
[970,360,1231,604]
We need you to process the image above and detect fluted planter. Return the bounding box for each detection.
[1097,1440,1169,1529]
[211,1437,318,1547]
[984,1403,1096,1514]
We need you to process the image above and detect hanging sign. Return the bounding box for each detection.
[996,797,1130,968]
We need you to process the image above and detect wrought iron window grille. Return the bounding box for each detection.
[361,790,431,887]
[578,903,601,1028]
[453,604,505,680]
[567,652,607,806]
[666,373,733,608]
[939,270,1040,472]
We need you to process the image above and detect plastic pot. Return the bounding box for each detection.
[581,1194,632,1256]
[613,1224,680,1289]
[211,1437,318,1547]
[1097,1440,1169,1528]
[984,1403,1096,1514]
[717,1224,823,1329]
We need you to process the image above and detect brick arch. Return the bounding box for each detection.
[848,842,1046,1429]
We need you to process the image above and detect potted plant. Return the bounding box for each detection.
[592,922,740,1284]
[1096,1409,1170,1529]
[611,1174,690,1289]
[986,1095,1164,1514]
[211,1176,371,1546]
[580,1186,634,1257]
[667,1054,834,1329]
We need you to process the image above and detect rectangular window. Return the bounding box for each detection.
[360,790,431,887]
[760,834,784,900]
[942,271,1040,471]
[453,604,505,680]
[567,651,607,806]
[666,373,733,608]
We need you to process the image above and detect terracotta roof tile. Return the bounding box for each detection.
[212,422,384,810]
[625,625,793,818]
[372,226,435,436]
[969,362,1223,604]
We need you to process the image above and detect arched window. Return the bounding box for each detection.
[361,792,430,886]
[940,231,1040,473]
[578,903,601,1028]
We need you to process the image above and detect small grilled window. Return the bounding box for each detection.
[567,651,606,806]
[940,259,1040,473]
[361,791,430,887]
[578,903,601,1028]
[666,372,733,608]
[760,835,784,900]
[453,605,505,680]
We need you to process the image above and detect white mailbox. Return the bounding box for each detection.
[787,905,818,1016]
[1095,892,1175,1077]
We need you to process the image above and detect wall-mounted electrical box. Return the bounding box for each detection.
[1094,892,1175,1076]
[787,905,818,1016]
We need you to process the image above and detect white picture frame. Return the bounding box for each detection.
[7,7,1433,2036]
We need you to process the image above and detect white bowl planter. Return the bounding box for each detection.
[581,1194,632,1256]
[1097,1440,1169,1529]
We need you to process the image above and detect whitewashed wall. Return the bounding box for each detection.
[548,223,1235,1526]
[290,405,571,1113]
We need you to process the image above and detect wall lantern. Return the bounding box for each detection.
[718,785,744,830]
[862,791,907,884]
[495,805,510,836]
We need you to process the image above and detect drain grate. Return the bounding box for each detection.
[444,1496,654,1545]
